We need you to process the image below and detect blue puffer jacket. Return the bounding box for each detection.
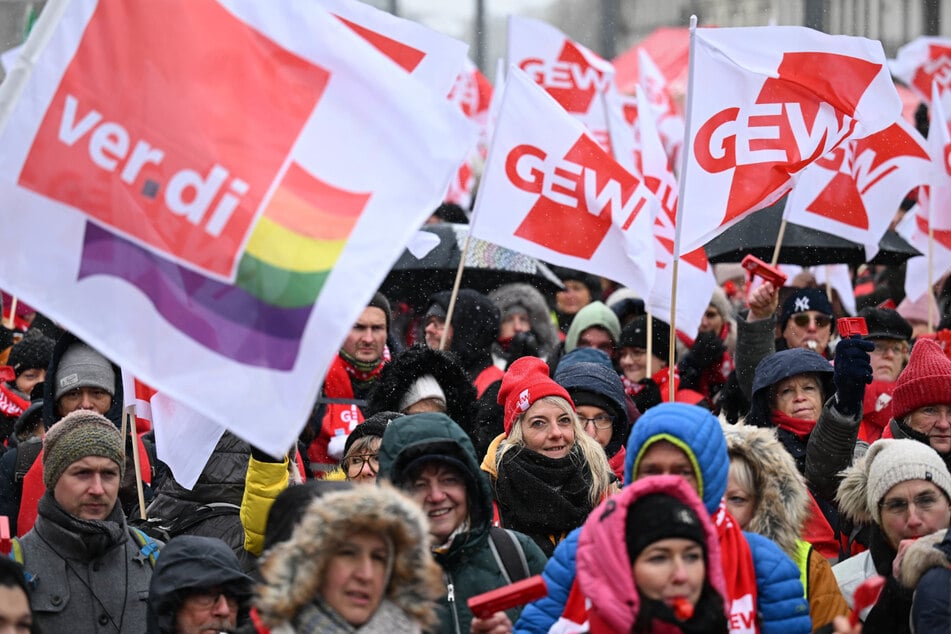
[515,403,811,634]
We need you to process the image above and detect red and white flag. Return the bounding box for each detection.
[906,83,951,301]
[507,15,615,152]
[0,0,475,459]
[636,85,715,338]
[445,59,494,208]
[638,48,685,171]
[889,36,951,107]
[322,0,468,96]
[782,117,931,258]
[471,68,657,299]
[679,26,902,254]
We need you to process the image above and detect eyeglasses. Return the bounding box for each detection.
[791,313,831,329]
[187,588,240,609]
[579,414,614,430]
[872,341,907,356]
[879,491,942,516]
[344,454,379,475]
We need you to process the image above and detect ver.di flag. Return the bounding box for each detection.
[0,0,476,459]
[679,25,902,254]
[471,67,657,300]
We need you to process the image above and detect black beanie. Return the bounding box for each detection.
[619,315,671,364]
[8,331,55,377]
[625,494,706,563]
[368,292,392,332]
[343,411,402,457]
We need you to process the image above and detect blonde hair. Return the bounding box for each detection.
[727,455,758,509]
[498,395,614,506]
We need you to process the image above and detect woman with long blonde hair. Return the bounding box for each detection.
[483,357,615,556]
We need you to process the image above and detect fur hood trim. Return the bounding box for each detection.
[897,529,949,588]
[835,452,874,524]
[488,283,560,358]
[256,483,442,628]
[722,423,808,559]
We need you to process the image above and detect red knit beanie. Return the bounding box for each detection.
[497,357,573,436]
[892,338,951,420]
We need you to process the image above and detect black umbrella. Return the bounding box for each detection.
[379,223,564,309]
[703,198,920,266]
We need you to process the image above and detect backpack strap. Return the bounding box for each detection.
[488,526,530,584]
[129,527,160,567]
[14,442,42,489]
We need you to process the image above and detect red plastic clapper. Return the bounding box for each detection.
[850,575,885,626]
[740,254,787,288]
[0,516,10,555]
[837,317,868,338]
[467,575,548,619]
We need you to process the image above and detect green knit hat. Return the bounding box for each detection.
[43,410,124,490]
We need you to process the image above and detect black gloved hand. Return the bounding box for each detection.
[684,331,726,370]
[833,335,874,417]
[507,331,541,366]
[632,378,663,414]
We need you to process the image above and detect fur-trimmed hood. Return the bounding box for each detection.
[897,528,949,588]
[488,283,560,359]
[366,344,476,428]
[722,423,809,559]
[836,451,877,525]
[256,483,443,629]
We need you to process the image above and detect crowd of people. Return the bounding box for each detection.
[4,240,951,634]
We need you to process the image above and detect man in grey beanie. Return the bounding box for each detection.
[15,410,158,633]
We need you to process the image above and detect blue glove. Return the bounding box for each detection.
[833,335,874,417]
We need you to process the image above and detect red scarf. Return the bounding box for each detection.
[769,410,816,439]
[338,348,387,385]
[713,502,760,634]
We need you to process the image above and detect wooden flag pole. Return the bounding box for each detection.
[929,221,936,333]
[771,219,788,267]
[125,407,147,520]
[645,311,653,378]
[824,265,832,302]
[2,296,17,330]
[668,14,699,403]
[440,231,471,351]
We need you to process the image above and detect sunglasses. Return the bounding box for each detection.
[791,313,831,329]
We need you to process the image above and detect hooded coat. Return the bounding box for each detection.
[377,412,548,634]
[256,483,443,633]
[365,344,476,431]
[515,403,812,634]
[896,528,951,633]
[723,424,849,629]
[146,535,253,634]
[488,283,560,362]
[554,359,629,477]
[577,476,728,633]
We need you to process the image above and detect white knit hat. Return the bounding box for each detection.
[398,375,446,412]
[838,438,951,526]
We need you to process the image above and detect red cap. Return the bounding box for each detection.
[497,357,572,436]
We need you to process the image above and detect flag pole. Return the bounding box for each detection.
[125,406,147,520]
[2,296,17,330]
[669,14,699,402]
[645,311,653,378]
[929,221,936,333]
[824,265,832,301]
[771,219,788,267]
[440,231,471,350]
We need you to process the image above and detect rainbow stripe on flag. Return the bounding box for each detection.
[79,163,370,370]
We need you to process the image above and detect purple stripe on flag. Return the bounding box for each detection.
[78,222,309,370]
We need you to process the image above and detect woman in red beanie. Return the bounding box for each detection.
[483,356,616,557]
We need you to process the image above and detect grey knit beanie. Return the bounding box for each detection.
[43,410,124,490]
[839,438,951,526]
[54,342,115,400]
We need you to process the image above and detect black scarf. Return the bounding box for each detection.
[495,446,594,557]
[633,584,729,634]
[37,492,127,559]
